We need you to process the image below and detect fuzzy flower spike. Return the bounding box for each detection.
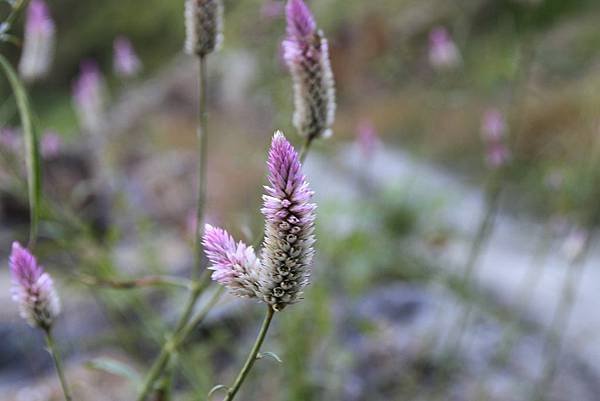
[9,242,60,330]
[257,131,316,311]
[283,0,336,141]
[202,225,260,298]
[18,0,55,82]
[184,0,224,57]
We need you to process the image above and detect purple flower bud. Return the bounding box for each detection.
[202,224,260,298]
[283,0,336,140]
[113,36,142,78]
[18,0,55,82]
[72,60,106,133]
[40,131,62,158]
[184,0,223,57]
[257,131,316,311]
[481,109,510,169]
[356,118,379,159]
[428,27,461,70]
[9,242,61,329]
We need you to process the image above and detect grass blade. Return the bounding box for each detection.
[0,53,41,246]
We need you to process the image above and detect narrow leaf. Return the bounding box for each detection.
[0,53,41,245]
[86,357,142,386]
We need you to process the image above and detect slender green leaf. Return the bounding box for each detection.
[0,53,41,245]
[86,357,142,386]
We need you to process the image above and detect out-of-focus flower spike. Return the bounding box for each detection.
[428,26,461,70]
[18,0,55,82]
[40,131,62,158]
[257,131,316,311]
[283,0,336,140]
[72,60,106,133]
[357,118,379,160]
[481,108,511,169]
[113,36,142,78]
[9,242,61,330]
[202,224,260,298]
[184,0,224,57]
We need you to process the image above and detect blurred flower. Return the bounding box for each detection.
[72,60,106,133]
[203,224,261,298]
[545,170,565,191]
[356,118,379,159]
[428,27,461,70]
[18,0,55,82]
[0,127,20,152]
[561,228,588,263]
[113,36,142,78]
[9,242,61,330]
[283,0,336,140]
[184,0,223,57]
[257,131,316,311]
[40,131,62,158]
[261,0,284,19]
[481,108,511,168]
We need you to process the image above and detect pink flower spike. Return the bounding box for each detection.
[481,109,506,141]
[18,0,55,82]
[357,119,379,159]
[9,242,61,329]
[285,0,316,39]
[257,131,316,311]
[41,131,62,158]
[72,60,106,133]
[113,36,142,78]
[202,224,260,298]
[428,26,461,70]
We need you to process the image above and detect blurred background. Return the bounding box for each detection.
[2,0,600,400]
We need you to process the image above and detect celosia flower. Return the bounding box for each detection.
[18,0,55,82]
[113,36,142,78]
[41,131,62,158]
[283,0,336,140]
[428,27,461,70]
[72,60,106,133]
[9,242,61,330]
[257,131,316,311]
[357,118,379,159]
[202,224,260,298]
[481,108,510,168]
[0,127,20,152]
[184,0,223,57]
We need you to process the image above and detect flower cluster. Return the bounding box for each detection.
[72,60,106,133]
[283,0,335,140]
[18,0,55,82]
[9,242,61,330]
[203,132,316,311]
[481,108,511,168]
[428,27,461,70]
[113,36,142,78]
[184,0,223,57]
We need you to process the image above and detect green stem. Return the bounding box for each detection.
[299,136,313,164]
[193,55,209,279]
[136,279,207,401]
[223,306,275,401]
[44,328,73,401]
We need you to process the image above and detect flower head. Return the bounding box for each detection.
[428,27,461,70]
[41,131,62,158]
[9,242,61,329]
[357,119,379,159]
[283,0,336,140]
[18,0,55,82]
[113,36,142,78]
[202,224,260,298]
[257,131,316,310]
[184,0,223,57]
[72,60,106,133]
[481,108,510,169]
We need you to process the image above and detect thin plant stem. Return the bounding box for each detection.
[530,233,592,401]
[193,55,209,279]
[223,306,275,401]
[44,328,73,401]
[299,136,313,163]
[79,274,193,290]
